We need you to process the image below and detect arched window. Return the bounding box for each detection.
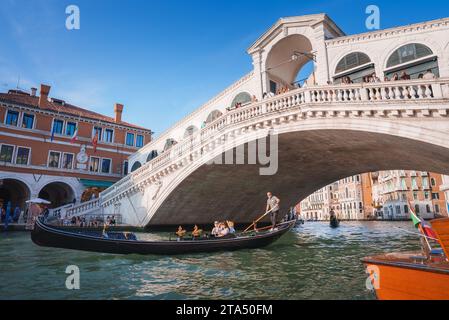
[387,43,433,68]
[431,178,436,187]
[205,110,223,124]
[163,138,177,151]
[146,150,158,162]
[336,52,371,73]
[334,52,374,83]
[385,43,439,79]
[131,161,142,172]
[184,125,198,138]
[230,92,252,109]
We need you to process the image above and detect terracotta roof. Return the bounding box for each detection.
[0,91,152,132]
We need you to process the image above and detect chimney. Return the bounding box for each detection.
[31,87,37,97]
[38,84,51,108]
[114,103,123,123]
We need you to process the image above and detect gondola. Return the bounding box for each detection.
[330,218,340,228]
[31,217,295,255]
[294,218,305,227]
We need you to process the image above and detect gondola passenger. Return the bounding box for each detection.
[191,225,202,239]
[217,222,230,237]
[211,221,220,237]
[176,226,186,240]
[227,221,236,234]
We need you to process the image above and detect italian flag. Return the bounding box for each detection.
[409,202,437,239]
[70,126,78,144]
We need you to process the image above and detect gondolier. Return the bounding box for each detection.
[266,192,280,230]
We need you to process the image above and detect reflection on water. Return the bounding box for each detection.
[0,221,419,300]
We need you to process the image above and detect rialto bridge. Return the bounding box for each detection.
[63,14,449,227]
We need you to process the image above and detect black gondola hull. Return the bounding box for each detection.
[31,218,294,255]
[330,219,340,228]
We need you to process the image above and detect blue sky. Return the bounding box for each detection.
[0,0,448,136]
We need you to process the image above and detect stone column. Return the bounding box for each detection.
[313,25,330,85]
[251,50,265,100]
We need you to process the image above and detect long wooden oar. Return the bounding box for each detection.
[243,209,273,232]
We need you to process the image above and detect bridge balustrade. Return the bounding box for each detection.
[99,78,449,206]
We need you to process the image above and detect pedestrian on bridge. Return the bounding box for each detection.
[266,192,280,230]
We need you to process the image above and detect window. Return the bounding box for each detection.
[426,205,431,213]
[131,161,142,172]
[424,191,430,200]
[205,110,223,124]
[435,204,440,213]
[126,133,135,146]
[415,205,420,214]
[404,205,409,214]
[432,193,440,200]
[0,145,14,163]
[230,92,252,109]
[411,177,418,189]
[62,153,74,169]
[93,127,103,141]
[89,157,100,172]
[66,122,77,136]
[101,158,111,174]
[123,161,129,175]
[48,151,61,168]
[136,135,144,148]
[16,147,30,165]
[147,150,158,162]
[422,177,429,189]
[387,43,433,68]
[431,178,436,187]
[104,129,114,143]
[401,178,407,190]
[413,192,418,200]
[269,81,277,94]
[5,111,19,126]
[52,119,64,135]
[22,113,35,129]
[336,52,371,74]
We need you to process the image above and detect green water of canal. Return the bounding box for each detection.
[0,221,419,300]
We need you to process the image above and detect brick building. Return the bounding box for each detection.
[0,84,152,212]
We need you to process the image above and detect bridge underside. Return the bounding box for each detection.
[147,130,449,226]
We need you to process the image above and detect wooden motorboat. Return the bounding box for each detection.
[362,218,449,300]
[31,217,295,255]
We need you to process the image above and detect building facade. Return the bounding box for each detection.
[299,171,448,221]
[0,85,153,213]
[299,175,369,221]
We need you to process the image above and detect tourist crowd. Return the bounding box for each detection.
[338,69,436,85]
[63,215,117,227]
[175,220,236,240]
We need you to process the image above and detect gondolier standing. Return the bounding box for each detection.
[266,192,280,230]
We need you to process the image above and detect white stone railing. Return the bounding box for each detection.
[64,198,102,218]
[100,78,449,204]
[49,204,74,220]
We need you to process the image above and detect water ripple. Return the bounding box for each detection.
[0,221,419,300]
